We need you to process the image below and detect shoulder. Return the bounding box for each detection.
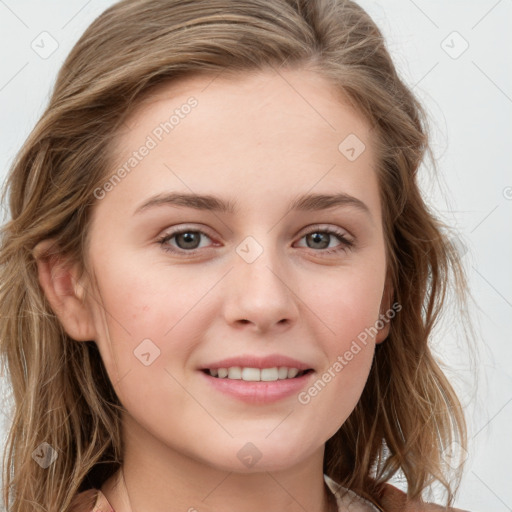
[67,488,114,512]
[68,480,471,512]
[325,474,470,512]
[378,482,471,512]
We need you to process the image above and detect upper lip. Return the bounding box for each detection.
[199,354,313,371]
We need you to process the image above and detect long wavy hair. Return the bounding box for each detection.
[0,0,474,510]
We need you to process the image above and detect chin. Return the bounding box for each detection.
[201,438,319,474]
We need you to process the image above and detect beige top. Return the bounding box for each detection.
[69,474,382,511]
[325,474,382,511]
[68,473,469,512]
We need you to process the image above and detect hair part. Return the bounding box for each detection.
[0,0,472,510]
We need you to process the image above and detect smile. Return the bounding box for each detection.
[204,367,312,381]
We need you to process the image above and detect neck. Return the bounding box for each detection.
[101,415,336,512]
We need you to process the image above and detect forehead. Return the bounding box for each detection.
[121,66,374,156]
[98,67,381,223]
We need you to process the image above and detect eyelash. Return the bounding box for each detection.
[157,225,354,257]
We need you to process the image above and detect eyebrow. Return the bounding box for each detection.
[133,191,372,218]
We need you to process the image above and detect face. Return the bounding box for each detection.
[80,67,390,472]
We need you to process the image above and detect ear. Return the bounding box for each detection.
[375,272,393,345]
[33,238,97,342]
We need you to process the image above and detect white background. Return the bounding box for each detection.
[0,1,511,511]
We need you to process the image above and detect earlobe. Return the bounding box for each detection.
[33,239,96,342]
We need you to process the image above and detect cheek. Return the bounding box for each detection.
[296,266,383,422]
[306,263,385,344]
[86,252,209,383]
[87,265,202,416]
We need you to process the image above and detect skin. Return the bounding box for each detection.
[35,67,392,512]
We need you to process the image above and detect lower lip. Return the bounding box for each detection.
[199,370,315,404]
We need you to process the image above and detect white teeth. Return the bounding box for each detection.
[278,367,288,379]
[207,366,306,381]
[261,367,278,381]
[227,367,242,379]
[242,367,261,381]
[287,368,299,378]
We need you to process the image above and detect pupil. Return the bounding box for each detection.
[179,232,199,249]
[309,232,328,249]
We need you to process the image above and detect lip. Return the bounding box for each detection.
[199,369,315,404]
[199,354,313,371]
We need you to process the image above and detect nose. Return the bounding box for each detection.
[222,239,300,334]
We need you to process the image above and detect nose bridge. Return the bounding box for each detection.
[224,233,298,330]
[235,233,287,294]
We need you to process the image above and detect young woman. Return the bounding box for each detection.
[0,1,473,511]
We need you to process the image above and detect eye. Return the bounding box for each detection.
[157,226,214,255]
[157,224,354,256]
[295,225,354,255]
